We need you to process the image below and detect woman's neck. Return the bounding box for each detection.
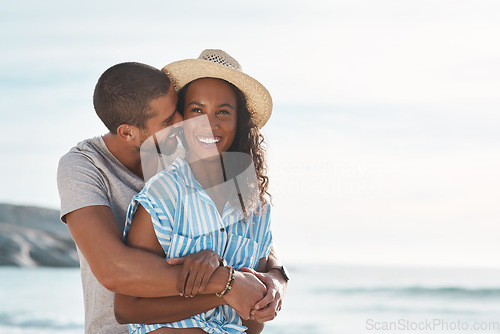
[187,155,226,189]
[187,154,230,215]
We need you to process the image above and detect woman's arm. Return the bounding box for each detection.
[115,294,225,325]
[114,204,230,324]
[114,205,267,324]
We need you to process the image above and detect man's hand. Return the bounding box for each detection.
[223,270,266,320]
[167,250,222,297]
[242,267,287,323]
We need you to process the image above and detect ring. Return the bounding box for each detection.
[274,310,278,317]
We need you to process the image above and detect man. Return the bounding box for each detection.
[57,62,287,333]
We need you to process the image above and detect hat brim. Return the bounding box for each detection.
[162,59,272,128]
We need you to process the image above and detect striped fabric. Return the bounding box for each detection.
[123,158,273,334]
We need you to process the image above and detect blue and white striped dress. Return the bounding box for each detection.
[123,158,273,334]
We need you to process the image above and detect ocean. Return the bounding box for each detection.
[1,264,499,334]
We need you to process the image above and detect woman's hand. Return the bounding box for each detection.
[167,250,222,297]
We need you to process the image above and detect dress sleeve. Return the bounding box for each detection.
[123,173,179,254]
[257,202,273,260]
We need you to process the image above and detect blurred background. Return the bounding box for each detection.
[1,1,499,333]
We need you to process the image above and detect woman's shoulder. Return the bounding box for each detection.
[259,200,272,217]
[243,199,271,223]
[141,158,189,195]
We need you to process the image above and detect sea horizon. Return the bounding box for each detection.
[2,263,500,334]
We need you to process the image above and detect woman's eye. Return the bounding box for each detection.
[190,108,202,114]
[218,110,231,115]
[216,110,233,120]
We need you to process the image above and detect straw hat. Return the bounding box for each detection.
[162,49,272,128]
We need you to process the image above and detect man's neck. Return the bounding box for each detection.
[102,133,143,179]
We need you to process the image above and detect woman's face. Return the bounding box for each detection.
[182,78,238,161]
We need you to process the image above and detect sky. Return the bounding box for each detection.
[1,0,499,268]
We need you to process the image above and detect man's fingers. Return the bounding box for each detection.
[243,267,268,282]
[254,288,276,310]
[252,312,277,323]
[241,267,270,286]
[251,304,279,323]
[241,267,266,280]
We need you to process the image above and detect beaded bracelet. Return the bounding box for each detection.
[215,265,235,298]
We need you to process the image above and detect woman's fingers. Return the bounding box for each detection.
[178,259,192,295]
[167,256,186,265]
[174,250,222,296]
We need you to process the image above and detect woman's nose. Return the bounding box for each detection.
[206,112,220,130]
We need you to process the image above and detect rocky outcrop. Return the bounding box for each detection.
[0,203,78,267]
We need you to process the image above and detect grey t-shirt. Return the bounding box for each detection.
[57,136,144,334]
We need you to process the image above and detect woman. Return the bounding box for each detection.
[117,50,274,333]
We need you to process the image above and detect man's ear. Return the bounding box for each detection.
[116,124,139,142]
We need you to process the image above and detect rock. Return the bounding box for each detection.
[0,203,78,267]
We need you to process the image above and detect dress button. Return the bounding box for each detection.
[220,228,225,232]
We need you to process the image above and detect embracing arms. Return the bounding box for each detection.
[58,148,286,326]
[66,204,286,325]
[113,204,268,324]
[66,205,198,297]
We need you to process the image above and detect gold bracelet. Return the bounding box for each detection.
[215,265,235,298]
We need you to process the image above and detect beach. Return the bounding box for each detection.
[2,1,500,333]
[2,264,500,333]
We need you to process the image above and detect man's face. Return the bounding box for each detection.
[140,85,182,153]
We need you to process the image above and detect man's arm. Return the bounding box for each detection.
[59,151,265,323]
[266,245,289,291]
[239,257,269,334]
[66,205,228,297]
[246,245,289,323]
[112,204,266,324]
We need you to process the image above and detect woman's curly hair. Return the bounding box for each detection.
[228,83,271,207]
[177,79,271,212]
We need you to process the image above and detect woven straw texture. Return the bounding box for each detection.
[162,50,272,128]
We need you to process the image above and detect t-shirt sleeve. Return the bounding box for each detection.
[257,202,273,260]
[57,152,109,223]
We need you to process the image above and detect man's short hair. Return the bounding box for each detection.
[93,62,171,133]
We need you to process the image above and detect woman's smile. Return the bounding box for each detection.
[182,78,238,162]
[196,135,221,145]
